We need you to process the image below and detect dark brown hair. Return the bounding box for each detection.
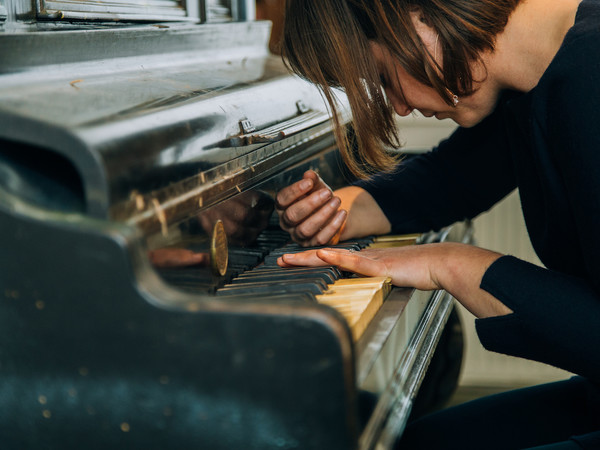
[281,0,521,177]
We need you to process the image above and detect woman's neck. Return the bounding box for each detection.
[486,0,582,92]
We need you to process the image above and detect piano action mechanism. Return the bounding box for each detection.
[0,14,469,450]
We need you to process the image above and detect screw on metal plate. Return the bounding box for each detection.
[239,119,255,134]
[296,100,309,114]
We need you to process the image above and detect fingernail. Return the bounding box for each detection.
[318,189,331,200]
[330,197,341,208]
[300,180,312,191]
[334,209,347,222]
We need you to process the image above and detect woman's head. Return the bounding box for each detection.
[281,0,521,177]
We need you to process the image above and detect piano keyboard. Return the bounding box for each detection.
[316,276,392,340]
[158,230,421,341]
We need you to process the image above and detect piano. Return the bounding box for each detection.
[0,2,470,448]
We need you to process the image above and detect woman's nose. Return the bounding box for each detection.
[386,89,413,116]
[394,103,414,116]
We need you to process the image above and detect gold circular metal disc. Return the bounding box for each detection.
[210,219,228,277]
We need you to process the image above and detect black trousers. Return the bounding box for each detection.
[397,377,600,450]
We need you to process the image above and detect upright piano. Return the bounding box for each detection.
[0,2,468,448]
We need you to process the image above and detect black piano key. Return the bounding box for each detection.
[285,236,374,248]
[256,228,291,240]
[236,266,340,278]
[227,265,249,274]
[226,277,327,291]
[227,249,263,268]
[255,231,291,247]
[216,281,325,296]
[233,270,337,285]
[230,247,268,256]
[270,242,362,254]
[247,266,342,279]
[229,275,333,288]
[217,292,317,303]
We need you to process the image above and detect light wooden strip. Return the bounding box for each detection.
[330,276,391,288]
[316,277,391,341]
[372,233,420,243]
[368,240,416,249]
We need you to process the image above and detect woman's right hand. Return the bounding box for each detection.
[276,170,347,246]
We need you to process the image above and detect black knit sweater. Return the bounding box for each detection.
[356,0,600,381]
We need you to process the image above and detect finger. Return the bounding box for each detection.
[280,188,333,228]
[291,195,341,241]
[276,249,332,267]
[329,214,346,246]
[325,209,347,245]
[275,177,314,210]
[302,170,325,189]
[301,208,347,247]
[315,249,388,278]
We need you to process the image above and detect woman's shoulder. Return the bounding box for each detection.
[528,2,600,160]
[555,0,600,66]
[533,1,600,112]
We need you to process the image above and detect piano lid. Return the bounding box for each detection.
[0,21,349,225]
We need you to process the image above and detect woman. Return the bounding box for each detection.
[275,0,600,448]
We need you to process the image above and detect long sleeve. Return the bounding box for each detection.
[477,256,600,381]
[476,22,600,381]
[355,102,517,234]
